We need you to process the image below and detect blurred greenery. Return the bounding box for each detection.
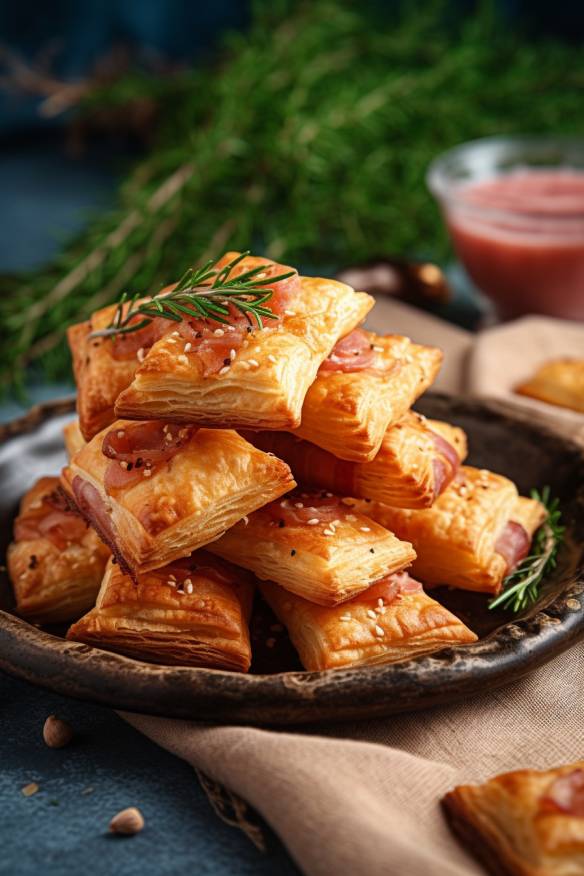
[2,0,584,388]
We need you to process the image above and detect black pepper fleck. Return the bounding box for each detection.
[278,519,285,528]
[28,555,38,570]
[223,357,231,366]
[370,548,375,554]
[290,549,296,556]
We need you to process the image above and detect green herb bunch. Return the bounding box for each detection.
[3,0,584,388]
[489,487,564,613]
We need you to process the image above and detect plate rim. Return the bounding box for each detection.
[1,393,583,725]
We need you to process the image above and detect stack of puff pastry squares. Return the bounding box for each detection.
[8,251,549,674]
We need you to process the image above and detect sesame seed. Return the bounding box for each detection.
[184,342,192,353]
[167,579,176,588]
[143,469,152,477]
[172,331,180,336]
[248,359,259,368]
[284,310,296,316]
[268,354,276,363]
[120,461,128,470]
[375,625,385,637]
[332,518,341,525]
[178,354,189,364]
[165,432,173,442]
[325,492,333,498]
[377,598,384,607]
[294,502,304,508]
[372,345,384,352]
[360,526,371,532]
[230,348,236,359]
[185,581,194,594]
[218,366,230,375]
[227,325,236,332]
[167,338,177,344]
[242,516,249,526]
[367,609,377,619]
[137,348,146,362]
[307,518,319,525]
[214,328,225,336]
[280,499,290,508]
[323,528,334,536]
[340,615,351,622]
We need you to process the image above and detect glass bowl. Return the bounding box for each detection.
[427,136,584,320]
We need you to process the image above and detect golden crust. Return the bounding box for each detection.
[60,421,295,577]
[442,761,584,876]
[114,276,373,429]
[516,358,584,414]
[349,466,546,594]
[292,332,443,461]
[68,314,141,441]
[7,477,110,623]
[68,552,254,671]
[243,414,466,509]
[63,419,86,460]
[209,492,416,605]
[260,572,477,670]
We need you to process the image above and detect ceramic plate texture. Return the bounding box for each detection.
[0,394,582,725]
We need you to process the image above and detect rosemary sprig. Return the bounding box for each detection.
[89,251,294,339]
[489,487,564,614]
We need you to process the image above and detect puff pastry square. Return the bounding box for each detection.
[243,413,467,509]
[7,476,110,623]
[442,761,584,876]
[68,294,174,440]
[63,419,86,459]
[516,358,584,414]
[68,552,255,671]
[291,329,443,461]
[209,492,416,605]
[260,571,477,671]
[348,466,547,594]
[114,254,373,429]
[61,419,295,577]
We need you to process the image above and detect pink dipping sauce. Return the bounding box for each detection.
[447,170,584,319]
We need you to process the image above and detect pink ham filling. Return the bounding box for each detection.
[540,769,584,817]
[429,430,461,499]
[494,520,530,573]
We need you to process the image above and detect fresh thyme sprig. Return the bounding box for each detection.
[89,251,294,339]
[489,487,564,614]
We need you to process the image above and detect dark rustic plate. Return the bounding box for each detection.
[0,395,583,725]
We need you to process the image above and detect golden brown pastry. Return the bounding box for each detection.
[63,419,86,459]
[60,419,295,578]
[442,761,584,876]
[209,492,416,606]
[516,358,584,414]
[243,413,467,509]
[7,477,110,623]
[348,466,547,595]
[260,571,477,670]
[290,328,443,461]
[114,254,373,429]
[68,552,255,671]
[68,291,175,440]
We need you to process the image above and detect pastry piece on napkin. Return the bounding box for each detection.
[442,761,584,876]
[291,328,442,462]
[7,476,110,623]
[467,315,584,443]
[244,413,466,509]
[208,492,415,606]
[114,253,373,430]
[348,466,546,595]
[516,358,584,415]
[68,552,254,671]
[61,419,295,578]
[260,571,477,671]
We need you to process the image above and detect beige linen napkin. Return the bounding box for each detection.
[123,303,584,876]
